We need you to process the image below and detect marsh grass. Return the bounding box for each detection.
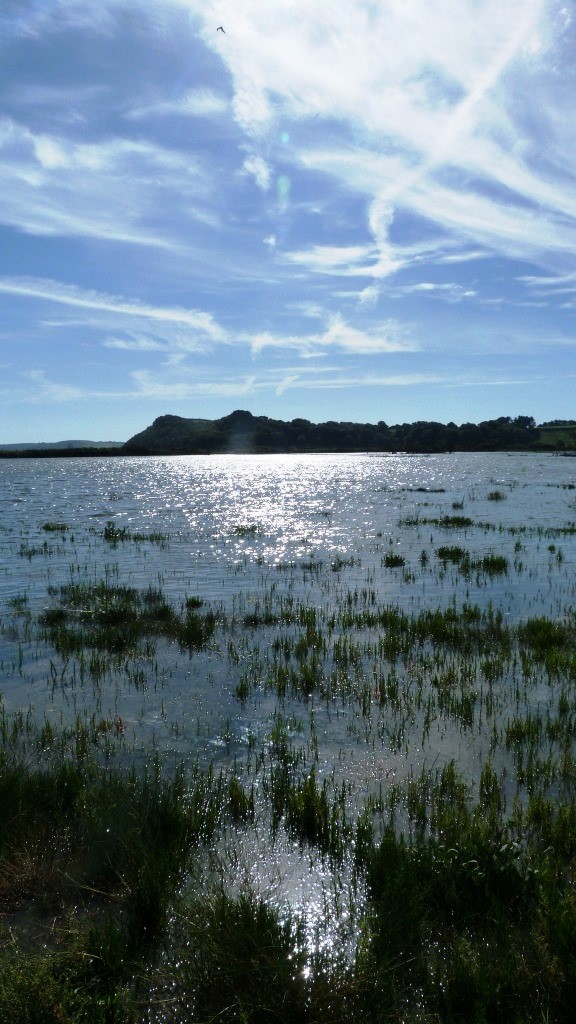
[4,459,576,1022]
[0,751,210,928]
[232,523,261,537]
[39,579,217,661]
[102,521,169,547]
[0,720,261,1022]
[382,551,406,568]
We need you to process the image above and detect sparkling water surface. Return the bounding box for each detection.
[2,450,575,733]
[1,451,575,941]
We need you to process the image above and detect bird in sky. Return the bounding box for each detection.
[217,25,225,32]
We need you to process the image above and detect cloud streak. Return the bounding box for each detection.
[193,0,573,277]
[0,276,227,341]
[251,314,417,357]
[0,116,213,249]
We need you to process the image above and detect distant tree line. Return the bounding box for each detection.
[122,411,545,455]
[3,412,574,459]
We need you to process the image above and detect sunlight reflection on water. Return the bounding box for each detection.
[1,450,576,954]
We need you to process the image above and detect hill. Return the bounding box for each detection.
[534,422,576,451]
[0,439,123,451]
[123,411,560,455]
[2,414,573,459]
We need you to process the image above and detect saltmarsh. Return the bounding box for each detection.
[1,451,576,1022]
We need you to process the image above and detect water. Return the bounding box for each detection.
[2,450,573,599]
[1,450,575,945]
[1,450,575,744]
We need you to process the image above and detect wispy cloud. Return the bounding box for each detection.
[0,117,212,249]
[0,276,228,342]
[103,336,167,352]
[243,154,271,191]
[284,243,399,279]
[26,369,86,403]
[519,271,576,297]
[250,314,417,356]
[387,282,478,303]
[126,88,229,121]
[1,0,119,39]
[130,369,258,399]
[193,0,573,278]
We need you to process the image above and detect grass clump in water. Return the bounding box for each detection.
[478,553,508,574]
[436,545,469,564]
[39,580,217,659]
[167,889,310,1024]
[435,548,507,575]
[102,521,169,547]
[0,752,208,946]
[382,551,406,568]
[518,615,573,654]
[232,523,260,537]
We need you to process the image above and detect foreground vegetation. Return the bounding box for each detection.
[2,458,576,1021]
[2,711,576,1022]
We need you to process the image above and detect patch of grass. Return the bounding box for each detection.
[167,889,310,1024]
[0,721,245,1018]
[102,521,169,547]
[382,551,406,568]
[0,944,129,1024]
[359,812,575,1023]
[232,524,260,537]
[331,554,357,571]
[38,580,217,660]
[436,515,475,528]
[477,553,508,575]
[400,514,475,529]
[0,753,210,927]
[436,545,468,564]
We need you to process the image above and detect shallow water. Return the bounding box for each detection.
[1,451,575,743]
[1,451,575,946]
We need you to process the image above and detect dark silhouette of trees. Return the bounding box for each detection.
[4,411,573,459]
[120,410,548,455]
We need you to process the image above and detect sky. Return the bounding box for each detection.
[0,0,575,442]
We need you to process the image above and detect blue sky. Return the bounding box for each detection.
[0,0,574,442]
